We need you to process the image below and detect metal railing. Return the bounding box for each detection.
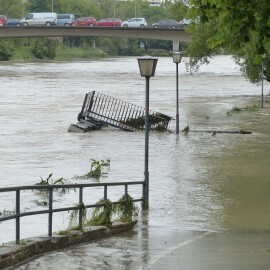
[78,91,172,132]
[0,181,144,243]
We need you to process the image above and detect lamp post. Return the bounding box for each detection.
[137,56,158,208]
[172,51,183,134]
[261,60,264,109]
[113,0,116,21]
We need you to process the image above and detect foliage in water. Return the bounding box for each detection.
[85,199,113,226]
[120,113,171,132]
[68,203,87,230]
[226,104,260,116]
[34,173,71,195]
[86,159,110,179]
[0,209,16,217]
[113,194,139,222]
[182,125,190,134]
[36,173,66,186]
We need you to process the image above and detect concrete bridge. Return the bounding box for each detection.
[0,26,192,43]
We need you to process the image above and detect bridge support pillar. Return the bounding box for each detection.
[173,41,180,52]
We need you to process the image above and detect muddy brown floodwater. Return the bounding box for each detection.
[0,56,270,269]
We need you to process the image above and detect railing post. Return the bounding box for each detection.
[16,190,20,243]
[104,185,107,200]
[48,187,53,237]
[79,187,83,230]
[125,184,128,196]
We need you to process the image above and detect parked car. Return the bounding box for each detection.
[4,19,21,26]
[152,19,179,28]
[121,18,147,28]
[20,12,57,26]
[0,15,7,25]
[57,14,75,26]
[69,17,97,26]
[97,18,121,27]
[179,19,193,29]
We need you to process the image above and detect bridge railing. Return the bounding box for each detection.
[0,181,144,243]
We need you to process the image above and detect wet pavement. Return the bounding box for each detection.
[11,222,270,270]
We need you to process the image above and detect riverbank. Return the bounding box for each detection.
[10,44,108,61]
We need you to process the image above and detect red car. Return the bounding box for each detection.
[0,15,7,25]
[68,17,97,27]
[97,18,122,27]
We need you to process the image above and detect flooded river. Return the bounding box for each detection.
[0,56,270,247]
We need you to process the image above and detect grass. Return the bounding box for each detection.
[10,44,107,62]
[11,46,36,61]
[55,45,107,60]
[19,240,33,246]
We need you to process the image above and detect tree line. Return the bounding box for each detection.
[0,0,187,23]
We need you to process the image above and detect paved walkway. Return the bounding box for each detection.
[139,228,270,270]
[16,223,270,270]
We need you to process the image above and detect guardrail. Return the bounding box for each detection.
[0,181,144,243]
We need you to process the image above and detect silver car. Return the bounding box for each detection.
[122,18,147,27]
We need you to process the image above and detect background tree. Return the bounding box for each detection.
[165,0,188,22]
[187,0,270,83]
[0,40,14,61]
[26,0,50,12]
[0,0,23,18]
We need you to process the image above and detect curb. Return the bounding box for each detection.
[0,221,137,269]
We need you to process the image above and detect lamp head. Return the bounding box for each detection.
[172,51,183,64]
[137,56,158,77]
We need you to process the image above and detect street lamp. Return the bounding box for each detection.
[172,51,183,134]
[137,56,158,208]
[113,0,116,21]
[261,60,264,109]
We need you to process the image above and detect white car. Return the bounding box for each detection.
[122,18,147,28]
[21,12,57,26]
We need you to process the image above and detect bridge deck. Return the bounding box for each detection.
[0,26,192,42]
